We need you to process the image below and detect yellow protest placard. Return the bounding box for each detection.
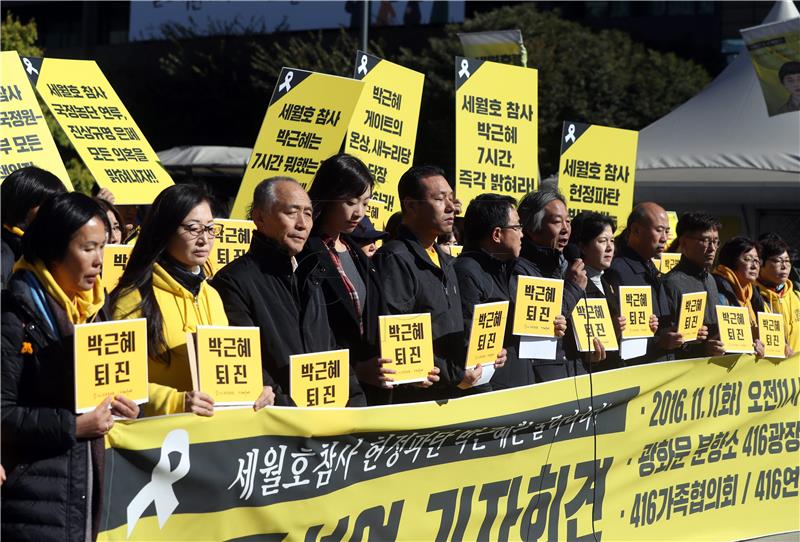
[190,326,264,406]
[652,252,681,274]
[101,244,132,292]
[666,211,679,245]
[448,244,463,257]
[619,286,654,339]
[231,68,364,218]
[512,276,563,337]
[466,301,509,366]
[557,121,638,228]
[0,51,71,186]
[570,297,619,352]
[289,349,349,408]
[207,219,255,276]
[455,57,537,211]
[677,292,707,341]
[716,306,754,354]
[73,318,148,413]
[758,311,786,358]
[741,18,800,117]
[379,313,435,384]
[345,51,423,228]
[26,56,173,204]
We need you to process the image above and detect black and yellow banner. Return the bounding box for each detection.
[100,354,799,541]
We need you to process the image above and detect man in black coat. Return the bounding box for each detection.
[212,177,366,406]
[374,165,506,403]
[605,202,684,363]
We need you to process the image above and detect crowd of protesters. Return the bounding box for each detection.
[1,159,798,541]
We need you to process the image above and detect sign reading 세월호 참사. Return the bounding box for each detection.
[571,298,619,352]
[619,286,654,339]
[345,51,423,228]
[466,301,509,366]
[23,57,173,205]
[289,349,349,408]
[73,319,148,413]
[558,121,638,227]
[189,326,263,406]
[716,306,754,354]
[513,276,563,336]
[230,68,364,219]
[758,311,786,358]
[0,51,71,186]
[379,313,435,385]
[101,244,133,292]
[677,291,707,342]
[206,219,256,276]
[455,57,538,211]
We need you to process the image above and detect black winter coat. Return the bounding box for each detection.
[211,232,366,407]
[1,271,104,542]
[1,226,22,289]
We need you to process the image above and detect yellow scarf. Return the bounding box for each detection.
[14,257,105,324]
[3,224,24,237]
[713,264,755,325]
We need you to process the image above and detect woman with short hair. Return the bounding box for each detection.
[713,237,765,326]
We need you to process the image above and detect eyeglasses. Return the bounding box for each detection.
[739,256,760,265]
[180,223,223,239]
[500,224,523,231]
[767,258,792,267]
[687,236,719,248]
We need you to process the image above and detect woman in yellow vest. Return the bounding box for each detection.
[110,184,274,416]
[755,235,799,357]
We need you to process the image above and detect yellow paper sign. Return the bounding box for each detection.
[345,51,424,228]
[619,286,654,339]
[289,349,349,408]
[677,292,707,341]
[448,244,464,257]
[379,313,435,384]
[455,57,538,211]
[28,56,173,204]
[207,219,256,276]
[193,326,263,406]
[73,318,148,413]
[570,297,619,352]
[231,68,364,218]
[101,244,133,292]
[716,306,754,354]
[758,311,786,358]
[652,252,681,274]
[466,301,509,366]
[557,121,638,229]
[512,276,563,337]
[666,211,679,245]
[0,51,71,186]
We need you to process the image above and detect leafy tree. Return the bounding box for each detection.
[1,13,95,193]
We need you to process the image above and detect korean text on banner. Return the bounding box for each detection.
[455,56,538,211]
[290,349,349,408]
[27,57,173,204]
[513,276,563,336]
[466,301,509,366]
[678,291,707,342]
[0,51,71,186]
[558,121,638,228]
[717,306,755,354]
[571,297,619,352]
[231,68,364,218]
[653,252,681,274]
[758,312,786,359]
[193,326,263,406]
[345,51,424,228]
[379,313,434,385]
[101,244,133,292]
[619,285,654,339]
[207,219,256,276]
[74,318,148,413]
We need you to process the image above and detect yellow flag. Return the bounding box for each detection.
[0,51,71,187]
[29,57,173,204]
[231,68,364,218]
[289,349,349,408]
[557,121,637,228]
[73,319,148,413]
[512,276,563,336]
[455,57,538,211]
[619,286,654,339]
[345,51,424,228]
[653,252,681,274]
[379,313,435,384]
[570,297,619,352]
[677,292,707,341]
[717,306,754,354]
[101,244,133,292]
[207,219,255,276]
[466,301,509,366]
[191,326,264,406]
[758,311,786,358]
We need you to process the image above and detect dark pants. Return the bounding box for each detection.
[533,359,587,383]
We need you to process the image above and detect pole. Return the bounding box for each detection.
[361,0,369,53]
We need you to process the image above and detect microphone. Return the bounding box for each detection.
[563,243,582,264]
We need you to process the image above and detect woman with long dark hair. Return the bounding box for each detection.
[302,153,392,404]
[2,192,139,541]
[110,184,274,415]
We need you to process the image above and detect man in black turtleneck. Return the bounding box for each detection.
[212,177,366,406]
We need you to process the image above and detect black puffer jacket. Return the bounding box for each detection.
[1,271,104,542]
[1,226,22,289]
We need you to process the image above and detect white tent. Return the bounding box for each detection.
[634,1,800,238]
